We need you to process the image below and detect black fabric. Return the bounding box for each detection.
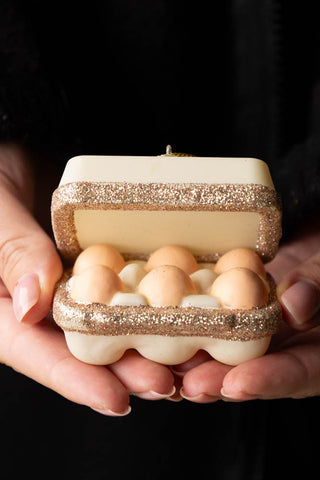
[1,1,320,237]
[1,365,319,480]
[0,1,320,479]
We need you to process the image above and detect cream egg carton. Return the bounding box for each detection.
[51,149,282,366]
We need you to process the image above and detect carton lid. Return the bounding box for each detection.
[51,154,282,264]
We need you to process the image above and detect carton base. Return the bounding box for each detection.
[64,331,271,366]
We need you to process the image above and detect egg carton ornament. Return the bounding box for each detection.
[51,147,282,366]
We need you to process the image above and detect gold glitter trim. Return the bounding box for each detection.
[51,181,282,263]
[52,273,281,341]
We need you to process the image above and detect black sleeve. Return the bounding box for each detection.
[275,135,320,240]
[274,67,320,239]
[0,0,69,155]
[271,4,320,240]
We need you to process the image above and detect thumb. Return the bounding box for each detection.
[0,182,63,324]
[277,251,320,330]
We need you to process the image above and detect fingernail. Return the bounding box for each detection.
[166,392,183,402]
[281,280,320,325]
[12,273,41,322]
[180,388,219,403]
[132,386,176,401]
[170,367,185,378]
[92,405,132,417]
[220,388,258,402]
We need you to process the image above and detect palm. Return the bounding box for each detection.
[1,179,319,408]
[181,217,320,402]
[0,288,176,414]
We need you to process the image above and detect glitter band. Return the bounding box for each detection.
[51,181,282,263]
[53,272,281,341]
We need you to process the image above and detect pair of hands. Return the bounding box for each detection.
[0,144,320,416]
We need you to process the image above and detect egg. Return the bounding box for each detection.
[126,260,147,268]
[119,263,146,292]
[138,265,196,306]
[190,268,218,294]
[70,265,124,304]
[210,267,269,309]
[198,262,215,269]
[214,248,266,280]
[109,292,148,306]
[146,245,198,274]
[73,244,126,275]
[180,294,220,309]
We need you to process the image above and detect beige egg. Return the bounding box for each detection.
[190,268,218,294]
[138,265,196,306]
[214,248,266,280]
[146,245,198,274]
[210,267,269,309]
[71,265,124,304]
[119,263,146,292]
[180,294,220,309]
[73,244,126,275]
[109,292,148,306]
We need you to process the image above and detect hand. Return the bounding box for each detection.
[178,213,320,402]
[0,144,175,415]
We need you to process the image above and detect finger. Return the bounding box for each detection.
[0,182,63,324]
[170,350,212,378]
[0,298,130,416]
[180,359,232,403]
[221,329,320,400]
[0,278,10,298]
[109,350,175,400]
[277,250,320,330]
[168,375,183,402]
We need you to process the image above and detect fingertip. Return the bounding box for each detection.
[13,273,41,323]
[221,353,290,400]
[13,247,63,324]
[92,405,132,417]
[180,387,220,403]
[280,280,320,329]
[221,364,259,400]
[182,359,232,398]
[171,350,212,377]
[109,350,175,396]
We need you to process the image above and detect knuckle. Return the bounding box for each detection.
[0,235,29,282]
[305,255,320,288]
